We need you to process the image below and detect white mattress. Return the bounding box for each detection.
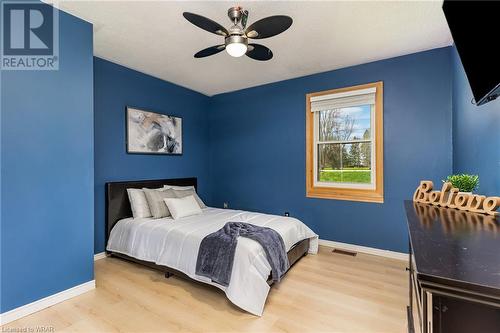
[107,207,318,315]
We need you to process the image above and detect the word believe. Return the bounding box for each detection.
[413,181,499,216]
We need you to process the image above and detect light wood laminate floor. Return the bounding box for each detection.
[3,246,409,332]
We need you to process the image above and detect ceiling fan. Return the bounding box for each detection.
[183,6,293,61]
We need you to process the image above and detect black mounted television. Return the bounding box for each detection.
[443,1,500,106]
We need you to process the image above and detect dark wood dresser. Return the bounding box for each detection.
[405,200,500,333]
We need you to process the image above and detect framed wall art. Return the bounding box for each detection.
[126,107,182,155]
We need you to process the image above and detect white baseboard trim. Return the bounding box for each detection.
[319,239,408,261]
[94,252,107,261]
[0,280,95,325]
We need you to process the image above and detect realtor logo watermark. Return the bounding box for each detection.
[1,1,59,70]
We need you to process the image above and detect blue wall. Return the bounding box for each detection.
[1,9,94,312]
[93,58,211,253]
[451,47,500,196]
[208,47,453,253]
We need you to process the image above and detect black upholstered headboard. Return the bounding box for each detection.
[105,177,197,248]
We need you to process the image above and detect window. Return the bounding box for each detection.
[306,82,384,203]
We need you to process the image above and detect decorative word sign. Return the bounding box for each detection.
[413,181,500,216]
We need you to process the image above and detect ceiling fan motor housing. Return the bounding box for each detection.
[227,6,243,23]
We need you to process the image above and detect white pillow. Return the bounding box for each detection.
[163,185,206,208]
[163,195,202,220]
[127,188,152,218]
[172,188,207,208]
[163,185,194,191]
[127,187,163,219]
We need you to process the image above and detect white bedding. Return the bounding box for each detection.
[107,207,318,315]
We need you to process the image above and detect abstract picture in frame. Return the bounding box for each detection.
[126,107,182,155]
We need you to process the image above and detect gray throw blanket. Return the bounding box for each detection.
[196,222,290,287]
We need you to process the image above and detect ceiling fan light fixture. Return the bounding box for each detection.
[225,35,248,57]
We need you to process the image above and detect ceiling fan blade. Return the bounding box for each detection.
[183,12,229,36]
[246,44,273,61]
[245,15,292,39]
[194,45,226,58]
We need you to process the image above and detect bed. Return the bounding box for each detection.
[105,177,318,315]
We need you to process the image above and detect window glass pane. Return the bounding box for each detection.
[317,142,372,184]
[318,105,371,141]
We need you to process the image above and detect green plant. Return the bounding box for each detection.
[443,174,479,192]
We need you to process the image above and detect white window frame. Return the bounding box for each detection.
[312,104,376,189]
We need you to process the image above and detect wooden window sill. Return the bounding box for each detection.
[306,187,384,203]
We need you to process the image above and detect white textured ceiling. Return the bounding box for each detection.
[49,0,452,96]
